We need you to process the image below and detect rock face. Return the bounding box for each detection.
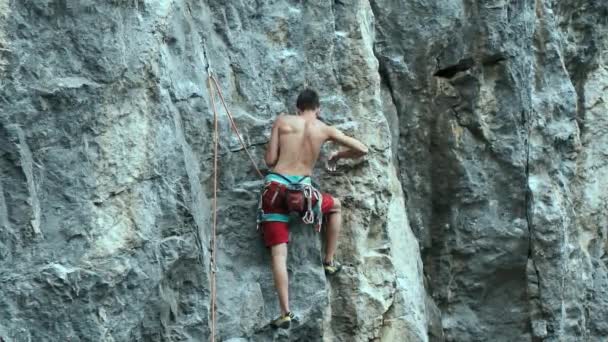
[371,0,608,340]
[0,1,606,342]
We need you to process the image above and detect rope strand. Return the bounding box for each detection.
[210,75,264,178]
[206,72,264,342]
[208,75,219,342]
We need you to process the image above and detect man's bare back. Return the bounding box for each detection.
[265,114,368,176]
[268,115,327,175]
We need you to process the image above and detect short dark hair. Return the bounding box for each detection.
[296,89,320,111]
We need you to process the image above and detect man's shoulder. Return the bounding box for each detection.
[279,113,295,120]
[273,114,301,133]
[275,113,298,123]
[272,113,289,127]
[316,119,335,133]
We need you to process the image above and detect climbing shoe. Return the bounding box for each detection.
[271,311,297,329]
[323,260,343,275]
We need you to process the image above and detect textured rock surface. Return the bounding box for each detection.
[0,1,425,341]
[0,0,607,341]
[371,0,608,341]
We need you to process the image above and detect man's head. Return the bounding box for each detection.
[296,88,320,113]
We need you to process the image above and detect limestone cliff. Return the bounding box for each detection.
[0,1,606,341]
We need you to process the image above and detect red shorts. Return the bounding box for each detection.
[261,182,336,247]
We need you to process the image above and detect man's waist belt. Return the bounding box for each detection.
[257,173,323,231]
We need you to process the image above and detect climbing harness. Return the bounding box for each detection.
[257,172,324,232]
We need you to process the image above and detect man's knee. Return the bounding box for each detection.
[331,198,341,212]
[271,243,288,257]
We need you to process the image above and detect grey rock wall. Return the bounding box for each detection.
[371,0,608,341]
[0,1,425,341]
[0,0,606,341]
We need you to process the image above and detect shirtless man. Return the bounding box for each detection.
[260,89,368,328]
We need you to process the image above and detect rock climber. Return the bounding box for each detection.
[259,88,368,329]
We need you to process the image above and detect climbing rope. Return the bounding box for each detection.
[208,74,219,342]
[210,75,264,178]
[203,39,263,342]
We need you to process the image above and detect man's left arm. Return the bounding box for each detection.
[264,116,281,167]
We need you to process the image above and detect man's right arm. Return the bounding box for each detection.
[326,126,368,159]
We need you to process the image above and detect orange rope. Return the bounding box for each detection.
[206,68,264,342]
[208,75,218,342]
[210,75,264,178]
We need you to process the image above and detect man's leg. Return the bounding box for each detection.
[324,198,341,264]
[270,243,290,314]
